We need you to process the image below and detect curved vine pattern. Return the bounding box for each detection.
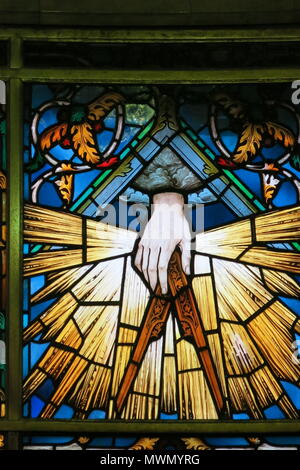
[209,91,300,207]
[30,91,126,206]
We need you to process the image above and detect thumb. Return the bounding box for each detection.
[179,238,191,276]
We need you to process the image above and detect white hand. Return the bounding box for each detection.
[134,192,191,294]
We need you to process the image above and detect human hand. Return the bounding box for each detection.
[134,192,191,294]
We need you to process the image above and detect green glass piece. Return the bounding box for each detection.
[70,187,93,211]
[223,169,254,200]
[125,104,154,126]
[137,121,154,140]
[253,199,266,211]
[0,312,4,330]
[70,105,86,124]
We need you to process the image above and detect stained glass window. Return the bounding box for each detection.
[0,80,6,450]
[22,83,300,432]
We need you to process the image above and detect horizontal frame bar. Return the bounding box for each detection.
[1,419,300,434]
[1,26,300,43]
[1,67,300,83]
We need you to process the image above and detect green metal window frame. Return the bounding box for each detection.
[1,26,300,449]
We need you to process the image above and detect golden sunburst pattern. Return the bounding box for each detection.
[23,204,300,420]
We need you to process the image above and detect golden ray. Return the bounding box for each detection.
[75,305,119,364]
[207,334,228,400]
[241,247,300,273]
[121,394,159,420]
[161,356,177,414]
[110,346,132,402]
[262,269,300,296]
[228,376,263,419]
[133,337,163,397]
[69,364,112,411]
[213,259,273,322]
[161,315,177,414]
[23,369,48,402]
[178,370,218,419]
[255,206,300,242]
[176,339,201,372]
[41,355,88,418]
[196,206,300,263]
[72,258,123,302]
[118,327,138,344]
[192,275,218,331]
[86,219,136,253]
[24,204,82,245]
[221,322,264,376]
[196,219,252,259]
[120,257,150,326]
[22,201,300,421]
[32,264,92,303]
[24,249,83,277]
[23,347,75,401]
[247,301,299,382]
[24,292,78,342]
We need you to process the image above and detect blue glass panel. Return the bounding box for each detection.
[221,187,253,217]
[138,139,160,161]
[233,169,262,199]
[97,130,114,153]
[283,161,300,180]
[30,275,45,295]
[114,126,141,154]
[29,162,52,180]
[38,181,63,207]
[31,299,56,321]
[261,144,286,161]
[279,297,300,315]
[264,405,285,419]
[88,437,113,447]
[30,436,73,444]
[220,130,238,152]
[31,395,45,418]
[23,345,29,378]
[54,405,74,419]
[32,85,54,108]
[37,107,61,134]
[180,104,207,131]
[205,437,249,447]
[23,280,29,310]
[170,134,211,179]
[115,438,137,448]
[160,413,178,420]
[266,436,300,445]
[204,201,236,230]
[37,378,54,401]
[272,181,297,207]
[50,146,74,161]
[198,127,220,155]
[233,413,250,420]
[281,381,300,409]
[23,314,29,329]
[103,109,116,129]
[73,169,99,200]
[30,342,50,368]
[88,410,106,419]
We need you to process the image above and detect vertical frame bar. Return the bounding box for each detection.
[6,34,23,450]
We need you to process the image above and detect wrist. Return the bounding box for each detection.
[152,192,184,213]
